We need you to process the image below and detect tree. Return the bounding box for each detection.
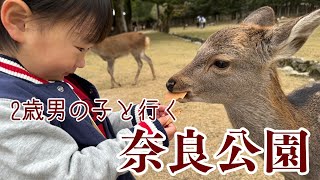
[125,0,133,31]
[132,0,155,22]
[143,0,185,33]
[113,0,128,34]
[131,0,320,33]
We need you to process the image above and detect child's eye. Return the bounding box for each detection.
[75,46,86,52]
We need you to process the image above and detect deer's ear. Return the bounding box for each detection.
[269,9,320,60]
[242,6,275,26]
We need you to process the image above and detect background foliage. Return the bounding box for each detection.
[113,0,320,33]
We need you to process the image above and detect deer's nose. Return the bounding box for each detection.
[166,79,176,92]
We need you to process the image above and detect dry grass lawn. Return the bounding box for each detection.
[76,24,319,179]
[171,25,320,60]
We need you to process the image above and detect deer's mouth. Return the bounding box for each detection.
[177,91,207,103]
[177,91,193,103]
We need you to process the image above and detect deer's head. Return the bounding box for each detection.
[166,6,320,104]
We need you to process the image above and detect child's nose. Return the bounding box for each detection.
[76,56,86,68]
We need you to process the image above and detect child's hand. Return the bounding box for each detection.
[156,104,168,119]
[158,115,176,141]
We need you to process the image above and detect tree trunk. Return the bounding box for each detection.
[125,0,132,31]
[114,0,127,34]
[278,6,282,17]
[160,3,174,33]
[156,3,160,31]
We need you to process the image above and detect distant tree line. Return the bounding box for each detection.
[183,0,320,22]
[112,0,320,34]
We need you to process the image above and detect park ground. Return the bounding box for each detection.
[76,24,320,180]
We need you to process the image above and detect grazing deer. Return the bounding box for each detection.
[91,32,156,88]
[166,7,320,180]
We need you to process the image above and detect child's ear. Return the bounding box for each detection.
[1,0,32,43]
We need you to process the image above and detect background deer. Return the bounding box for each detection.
[91,32,156,88]
[166,7,320,180]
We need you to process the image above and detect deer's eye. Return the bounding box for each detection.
[212,60,230,69]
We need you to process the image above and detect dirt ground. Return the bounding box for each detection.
[76,30,316,180]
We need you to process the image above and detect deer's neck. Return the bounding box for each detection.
[224,69,307,146]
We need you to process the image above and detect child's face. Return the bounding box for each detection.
[17,21,93,81]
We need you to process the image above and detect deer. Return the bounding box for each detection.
[166,6,320,180]
[91,32,156,88]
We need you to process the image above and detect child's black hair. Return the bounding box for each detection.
[0,0,113,54]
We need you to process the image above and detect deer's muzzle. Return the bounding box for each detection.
[166,78,176,92]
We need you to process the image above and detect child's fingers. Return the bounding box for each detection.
[164,123,176,141]
[156,105,168,119]
[166,122,176,129]
[158,115,170,126]
[158,105,167,112]
[164,117,173,126]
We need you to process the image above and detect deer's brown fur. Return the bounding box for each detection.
[91,32,156,88]
[167,6,320,180]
